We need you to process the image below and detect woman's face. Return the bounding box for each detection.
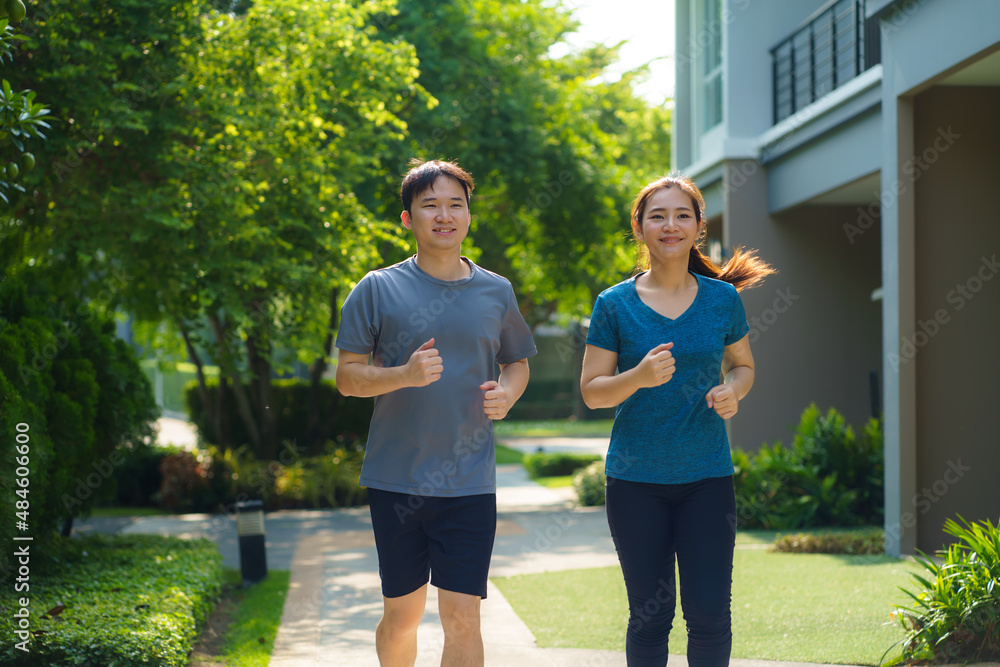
[635,186,700,264]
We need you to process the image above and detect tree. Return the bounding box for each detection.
[119,0,424,458]
[0,12,49,207]
[369,0,674,324]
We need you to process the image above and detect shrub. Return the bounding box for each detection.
[733,404,883,530]
[574,461,607,507]
[0,534,223,666]
[772,528,884,555]
[893,515,1000,664]
[109,443,182,507]
[524,451,602,479]
[184,377,373,456]
[0,278,158,580]
[156,450,212,512]
[140,441,369,513]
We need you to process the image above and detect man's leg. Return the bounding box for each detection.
[425,493,496,667]
[377,584,429,667]
[438,588,483,666]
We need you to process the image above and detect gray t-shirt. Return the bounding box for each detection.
[335,256,537,496]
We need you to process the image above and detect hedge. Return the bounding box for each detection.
[0,534,223,666]
[523,451,602,479]
[184,377,373,455]
[0,278,158,580]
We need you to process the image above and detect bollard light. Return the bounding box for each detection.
[236,499,268,586]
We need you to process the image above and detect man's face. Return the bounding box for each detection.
[401,176,471,253]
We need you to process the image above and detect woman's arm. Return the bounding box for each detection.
[705,336,755,419]
[580,343,676,409]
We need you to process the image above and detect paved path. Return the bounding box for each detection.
[75,420,885,666]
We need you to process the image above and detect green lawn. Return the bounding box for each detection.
[534,475,575,488]
[495,442,527,464]
[218,569,290,666]
[89,506,172,518]
[192,568,290,665]
[493,549,922,666]
[494,419,614,438]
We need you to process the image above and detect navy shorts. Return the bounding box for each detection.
[367,488,497,599]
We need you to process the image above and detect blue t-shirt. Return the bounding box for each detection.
[335,256,537,496]
[586,272,749,485]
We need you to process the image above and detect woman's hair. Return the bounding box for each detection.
[400,159,475,214]
[630,174,775,292]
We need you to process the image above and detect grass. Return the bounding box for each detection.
[89,505,172,518]
[535,475,575,488]
[495,442,526,464]
[494,419,614,438]
[190,568,290,666]
[493,544,923,666]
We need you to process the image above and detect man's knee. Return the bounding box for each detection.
[439,593,481,636]
[381,591,426,636]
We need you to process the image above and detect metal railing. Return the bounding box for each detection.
[771,0,881,124]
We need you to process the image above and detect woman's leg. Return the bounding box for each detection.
[674,475,736,667]
[606,476,677,667]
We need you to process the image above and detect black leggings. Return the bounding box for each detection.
[605,474,736,667]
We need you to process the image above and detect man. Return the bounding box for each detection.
[335,159,536,666]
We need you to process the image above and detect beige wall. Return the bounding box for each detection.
[723,161,883,452]
[912,86,1000,552]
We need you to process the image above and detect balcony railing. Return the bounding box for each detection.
[771,0,881,124]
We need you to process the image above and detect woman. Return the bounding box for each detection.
[580,175,774,666]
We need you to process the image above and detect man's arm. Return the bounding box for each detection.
[335,338,443,397]
[481,359,530,420]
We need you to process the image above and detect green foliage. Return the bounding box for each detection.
[109,442,184,507]
[733,404,883,530]
[772,527,885,555]
[372,0,672,324]
[573,460,606,507]
[0,534,223,666]
[523,451,602,478]
[148,441,368,513]
[893,515,1000,664]
[0,278,158,579]
[0,9,51,207]
[184,377,373,455]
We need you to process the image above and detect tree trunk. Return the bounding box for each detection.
[177,317,220,445]
[209,312,260,449]
[308,286,339,453]
[246,327,278,460]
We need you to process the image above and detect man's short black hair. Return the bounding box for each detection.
[400,159,475,213]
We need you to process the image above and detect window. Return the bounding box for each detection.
[700,0,724,132]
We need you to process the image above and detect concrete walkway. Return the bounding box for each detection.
[75,419,886,666]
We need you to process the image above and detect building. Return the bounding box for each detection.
[673,0,1000,555]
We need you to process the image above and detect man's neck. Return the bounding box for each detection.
[414,251,470,281]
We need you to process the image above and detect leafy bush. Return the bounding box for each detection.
[109,443,183,508]
[185,377,373,455]
[0,534,223,666]
[733,404,883,530]
[0,278,158,580]
[893,515,1000,664]
[156,450,212,512]
[574,461,607,507]
[138,441,369,513]
[772,528,884,555]
[524,451,602,479]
